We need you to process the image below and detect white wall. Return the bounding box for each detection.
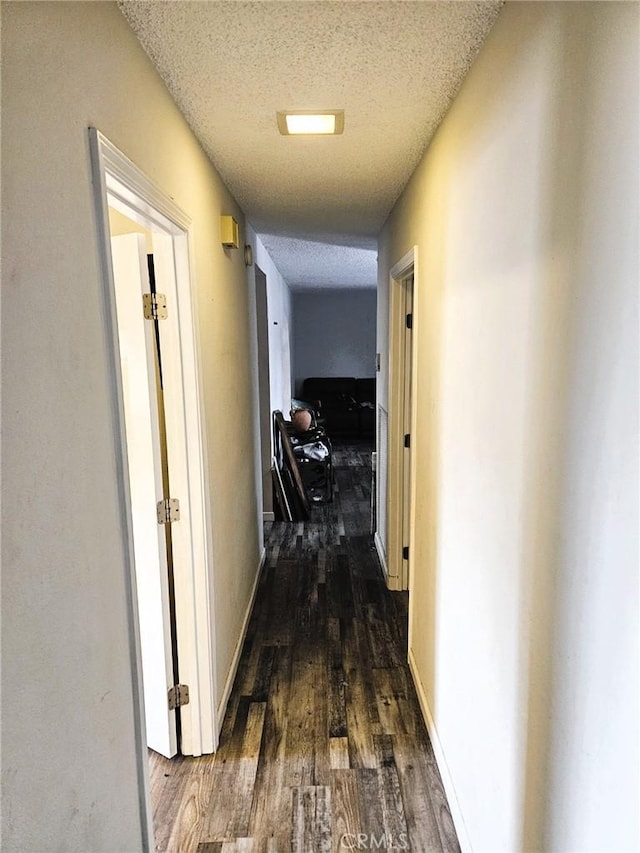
[541,7,639,848]
[2,3,263,850]
[246,228,294,417]
[292,288,377,394]
[378,2,639,851]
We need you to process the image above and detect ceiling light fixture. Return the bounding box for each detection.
[277,110,344,136]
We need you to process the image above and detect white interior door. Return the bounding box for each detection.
[402,274,414,590]
[111,233,177,758]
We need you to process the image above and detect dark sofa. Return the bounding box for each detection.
[300,377,376,439]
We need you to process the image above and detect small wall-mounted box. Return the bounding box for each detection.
[220,215,239,249]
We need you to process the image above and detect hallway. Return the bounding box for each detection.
[149,444,459,852]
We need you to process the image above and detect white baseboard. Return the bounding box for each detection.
[375,532,404,592]
[216,547,266,734]
[408,647,473,853]
[263,511,275,522]
[374,531,388,581]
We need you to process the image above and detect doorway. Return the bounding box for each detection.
[90,130,218,783]
[400,273,414,592]
[255,266,274,520]
[387,249,417,593]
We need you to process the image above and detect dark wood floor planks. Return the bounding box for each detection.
[149,442,459,852]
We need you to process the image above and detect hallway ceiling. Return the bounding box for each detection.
[119,1,502,289]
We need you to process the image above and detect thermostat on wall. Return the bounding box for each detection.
[220,215,239,249]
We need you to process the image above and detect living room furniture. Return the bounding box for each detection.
[300,376,376,439]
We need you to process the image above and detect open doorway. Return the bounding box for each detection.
[279,288,377,522]
[400,273,414,592]
[387,249,417,593]
[255,265,274,520]
[90,131,218,793]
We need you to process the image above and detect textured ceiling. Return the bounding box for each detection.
[119,0,502,289]
[260,235,377,290]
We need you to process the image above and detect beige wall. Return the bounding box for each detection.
[2,2,263,850]
[378,2,638,850]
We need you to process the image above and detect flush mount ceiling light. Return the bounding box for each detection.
[277,110,344,136]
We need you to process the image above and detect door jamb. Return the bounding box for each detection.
[89,128,217,846]
[255,265,274,521]
[387,247,418,593]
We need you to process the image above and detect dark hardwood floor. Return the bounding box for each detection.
[149,442,459,852]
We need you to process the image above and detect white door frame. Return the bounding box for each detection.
[255,265,274,521]
[89,127,217,838]
[387,247,418,593]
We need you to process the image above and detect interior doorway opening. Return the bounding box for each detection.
[90,127,219,847]
[255,265,274,520]
[386,249,418,594]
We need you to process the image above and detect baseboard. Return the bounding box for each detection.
[375,532,403,592]
[216,547,266,734]
[374,531,388,581]
[408,647,473,853]
[263,511,275,522]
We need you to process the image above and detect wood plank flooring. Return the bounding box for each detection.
[149,443,459,853]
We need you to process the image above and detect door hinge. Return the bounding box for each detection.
[168,684,190,710]
[143,292,168,320]
[402,546,410,560]
[406,313,413,329]
[156,498,180,524]
[404,433,411,449]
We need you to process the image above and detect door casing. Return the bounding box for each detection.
[386,247,419,595]
[255,265,274,520]
[90,127,218,850]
